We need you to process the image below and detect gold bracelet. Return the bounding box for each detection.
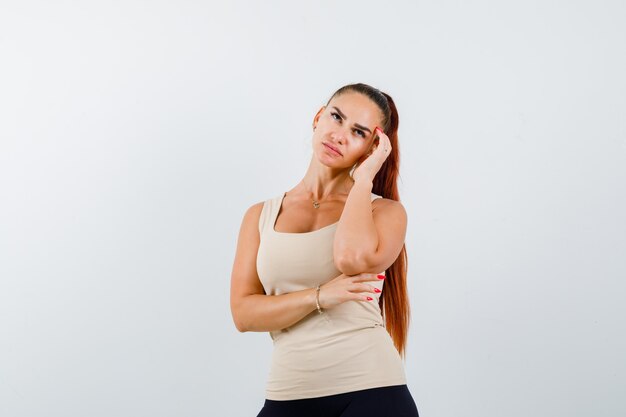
[315,285,323,314]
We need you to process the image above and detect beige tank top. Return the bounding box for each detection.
[256,191,407,400]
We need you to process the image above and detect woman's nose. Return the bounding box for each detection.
[333,136,344,146]
[332,127,349,143]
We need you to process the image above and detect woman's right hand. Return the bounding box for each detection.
[317,272,385,309]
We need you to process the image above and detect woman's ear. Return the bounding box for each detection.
[312,105,326,128]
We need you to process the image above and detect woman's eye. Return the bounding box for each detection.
[330,112,364,137]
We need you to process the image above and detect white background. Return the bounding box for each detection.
[1,1,625,416]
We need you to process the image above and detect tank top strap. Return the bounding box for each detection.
[258,193,283,235]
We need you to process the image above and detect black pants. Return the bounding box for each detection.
[256,384,419,417]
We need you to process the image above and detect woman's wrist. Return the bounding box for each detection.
[352,176,373,191]
[307,287,319,312]
[314,285,323,314]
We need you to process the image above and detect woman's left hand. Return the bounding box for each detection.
[352,126,392,183]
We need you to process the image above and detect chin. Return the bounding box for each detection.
[317,154,352,171]
[317,155,339,167]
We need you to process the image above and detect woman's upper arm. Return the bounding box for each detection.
[365,198,407,272]
[230,202,266,323]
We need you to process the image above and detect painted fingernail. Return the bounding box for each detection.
[374,288,381,293]
[367,296,373,301]
[375,126,383,133]
[377,274,385,279]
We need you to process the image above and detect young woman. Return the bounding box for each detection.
[230,83,419,417]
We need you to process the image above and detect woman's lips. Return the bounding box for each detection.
[323,142,342,156]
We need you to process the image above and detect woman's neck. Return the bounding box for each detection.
[298,174,354,201]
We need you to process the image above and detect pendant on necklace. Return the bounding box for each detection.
[312,200,320,209]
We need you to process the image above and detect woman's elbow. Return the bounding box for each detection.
[230,301,249,333]
[334,250,370,275]
[234,317,247,333]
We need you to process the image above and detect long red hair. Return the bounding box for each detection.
[327,83,411,359]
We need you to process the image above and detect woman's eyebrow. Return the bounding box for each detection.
[332,106,372,134]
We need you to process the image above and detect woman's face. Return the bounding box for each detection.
[312,92,384,169]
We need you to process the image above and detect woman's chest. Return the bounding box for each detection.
[256,232,341,295]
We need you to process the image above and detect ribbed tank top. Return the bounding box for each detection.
[256,191,407,400]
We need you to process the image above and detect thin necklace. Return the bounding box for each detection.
[302,178,354,209]
[303,180,321,209]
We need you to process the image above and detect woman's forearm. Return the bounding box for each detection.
[333,178,379,272]
[234,288,318,333]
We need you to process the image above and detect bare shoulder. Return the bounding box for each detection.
[234,199,267,255]
[242,200,265,225]
[372,197,407,219]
